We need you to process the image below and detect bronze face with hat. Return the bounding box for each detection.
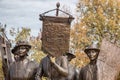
[11,40,31,54]
[66,52,76,58]
[84,42,100,54]
[65,51,76,62]
[84,42,100,61]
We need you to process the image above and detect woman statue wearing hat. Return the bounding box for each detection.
[79,42,100,80]
[7,40,38,80]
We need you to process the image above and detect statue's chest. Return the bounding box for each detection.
[10,61,35,79]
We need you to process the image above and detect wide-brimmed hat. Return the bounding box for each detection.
[66,51,76,58]
[11,40,31,54]
[84,42,100,54]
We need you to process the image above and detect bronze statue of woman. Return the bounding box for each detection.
[7,40,38,80]
[79,42,100,80]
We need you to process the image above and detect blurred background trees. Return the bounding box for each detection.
[76,0,120,45]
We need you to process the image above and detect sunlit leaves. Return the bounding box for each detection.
[30,37,46,62]
[76,0,120,45]
[0,59,4,79]
[15,27,31,42]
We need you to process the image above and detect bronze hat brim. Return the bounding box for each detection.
[84,48,100,54]
[66,53,76,58]
[11,45,31,54]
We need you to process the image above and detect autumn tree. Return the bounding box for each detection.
[15,27,31,42]
[70,22,90,67]
[29,33,46,62]
[76,0,120,45]
[70,0,120,67]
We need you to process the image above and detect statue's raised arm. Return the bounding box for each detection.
[0,28,13,80]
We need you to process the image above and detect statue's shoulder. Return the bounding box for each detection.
[60,55,67,59]
[9,61,15,67]
[41,55,49,61]
[28,59,39,68]
[43,55,49,59]
[81,64,89,72]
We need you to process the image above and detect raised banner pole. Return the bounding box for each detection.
[40,2,74,57]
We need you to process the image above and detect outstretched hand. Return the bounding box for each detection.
[50,56,56,63]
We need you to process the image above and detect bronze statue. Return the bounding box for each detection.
[35,53,69,80]
[7,40,38,80]
[65,52,79,80]
[79,42,100,80]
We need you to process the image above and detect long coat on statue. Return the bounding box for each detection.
[7,58,38,80]
[79,63,98,80]
[7,40,38,80]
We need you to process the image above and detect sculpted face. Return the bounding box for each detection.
[87,50,99,61]
[17,46,28,57]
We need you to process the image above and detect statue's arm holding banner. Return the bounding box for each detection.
[50,56,68,77]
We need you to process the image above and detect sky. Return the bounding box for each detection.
[0,0,78,38]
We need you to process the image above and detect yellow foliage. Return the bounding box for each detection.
[30,38,46,62]
[76,0,120,45]
[0,59,4,79]
[71,50,89,68]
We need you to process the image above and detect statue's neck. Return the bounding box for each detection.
[19,56,27,61]
[90,60,97,65]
